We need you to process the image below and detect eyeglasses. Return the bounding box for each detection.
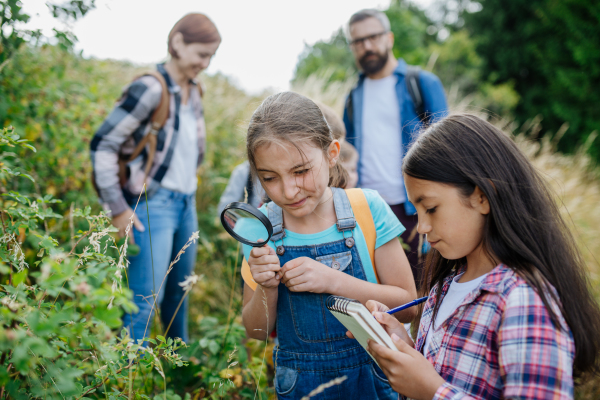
[349,31,388,48]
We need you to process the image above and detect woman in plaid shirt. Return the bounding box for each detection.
[364,114,600,399]
[91,14,221,345]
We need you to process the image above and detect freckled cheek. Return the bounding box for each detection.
[262,181,283,203]
[300,173,321,194]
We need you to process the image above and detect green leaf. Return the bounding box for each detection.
[22,144,36,152]
[19,173,35,183]
[93,306,122,328]
[12,269,28,286]
[208,340,220,355]
[36,235,59,250]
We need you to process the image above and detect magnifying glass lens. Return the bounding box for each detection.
[222,208,270,245]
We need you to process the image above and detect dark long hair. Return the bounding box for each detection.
[403,114,600,378]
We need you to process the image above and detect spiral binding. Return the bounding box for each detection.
[326,295,360,315]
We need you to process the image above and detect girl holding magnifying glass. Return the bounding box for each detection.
[239,92,417,399]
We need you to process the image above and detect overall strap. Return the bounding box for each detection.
[331,187,356,232]
[267,202,286,242]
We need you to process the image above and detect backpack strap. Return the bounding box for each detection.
[241,258,257,291]
[345,188,379,283]
[405,65,429,124]
[345,92,354,127]
[127,71,169,168]
[118,71,170,187]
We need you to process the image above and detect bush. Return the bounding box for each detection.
[0,126,186,399]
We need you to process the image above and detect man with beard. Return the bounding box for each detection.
[343,9,447,288]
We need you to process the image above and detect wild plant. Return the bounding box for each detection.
[0,126,186,399]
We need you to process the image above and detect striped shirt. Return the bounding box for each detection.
[416,264,575,400]
[90,63,206,216]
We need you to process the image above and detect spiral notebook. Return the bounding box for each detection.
[326,295,397,365]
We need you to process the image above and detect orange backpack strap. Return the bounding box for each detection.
[241,258,258,291]
[345,188,379,283]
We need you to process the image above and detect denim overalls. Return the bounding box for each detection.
[268,188,397,400]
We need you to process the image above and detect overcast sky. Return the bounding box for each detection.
[22,0,399,94]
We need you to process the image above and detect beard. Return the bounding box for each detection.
[358,50,389,75]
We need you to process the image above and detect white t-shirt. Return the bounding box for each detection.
[423,272,488,356]
[161,102,199,194]
[360,75,406,205]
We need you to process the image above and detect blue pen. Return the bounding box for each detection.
[385,296,429,315]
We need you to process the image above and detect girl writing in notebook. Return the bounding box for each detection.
[364,114,600,400]
[239,92,417,399]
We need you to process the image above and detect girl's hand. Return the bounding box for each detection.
[279,257,333,293]
[346,300,414,347]
[368,334,445,400]
[369,300,414,347]
[248,245,281,289]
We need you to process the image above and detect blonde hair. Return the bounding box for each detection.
[340,141,358,163]
[316,102,346,141]
[247,92,347,188]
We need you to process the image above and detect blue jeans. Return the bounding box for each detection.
[122,188,198,344]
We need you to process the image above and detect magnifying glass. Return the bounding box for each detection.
[220,202,273,247]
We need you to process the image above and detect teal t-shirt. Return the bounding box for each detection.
[241,189,405,284]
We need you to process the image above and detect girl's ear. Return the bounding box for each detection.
[328,140,341,167]
[471,186,490,215]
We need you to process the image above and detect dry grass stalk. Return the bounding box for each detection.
[300,375,348,400]
[513,127,600,286]
[252,286,269,400]
[291,68,355,117]
[142,230,200,341]
[163,272,203,337]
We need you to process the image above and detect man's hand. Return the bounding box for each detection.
[248,245,281,289]
[279,257,334,293]
[112,206,145,244]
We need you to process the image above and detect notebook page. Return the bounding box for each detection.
[346,302,397,349]
[329,309,383,366]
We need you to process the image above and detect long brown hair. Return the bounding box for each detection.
[403,114,600,378]
[168,13,221,58]
[247,92,347,189]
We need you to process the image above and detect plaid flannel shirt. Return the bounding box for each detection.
[416,264,575,400]
[90,63,206,216]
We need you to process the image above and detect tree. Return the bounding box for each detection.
[463,0,600,159]
[292,28,357,85]
[0,0,96,65]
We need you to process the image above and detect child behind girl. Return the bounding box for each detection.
[365,114,600,400]
[240,92,417,399]
[340,141,359,189]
